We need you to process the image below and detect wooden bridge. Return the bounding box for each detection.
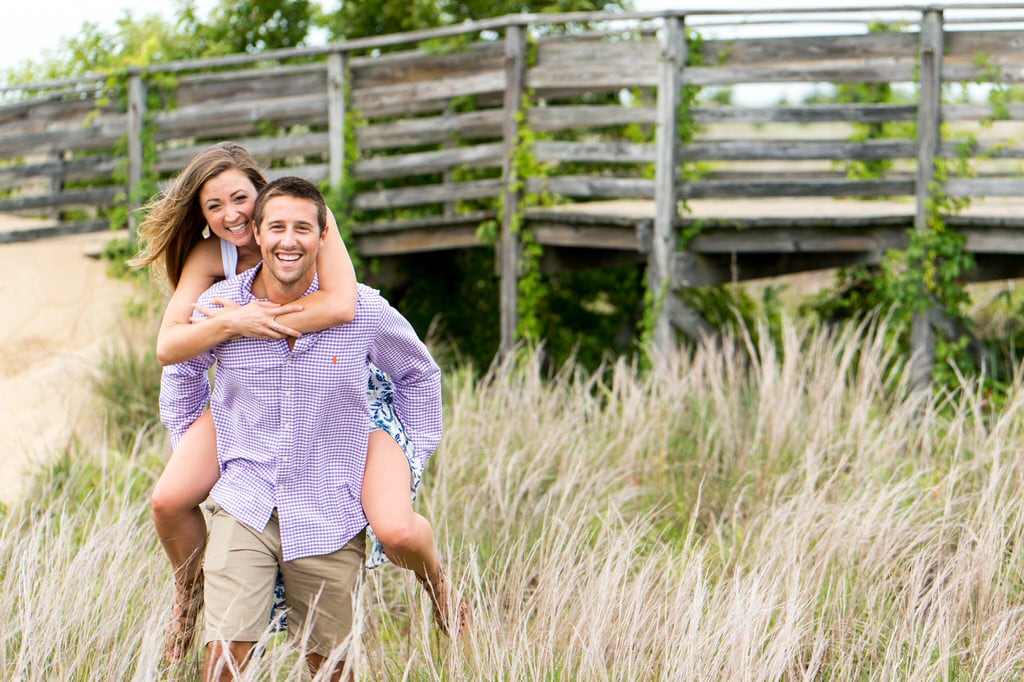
[4,4,1024,378]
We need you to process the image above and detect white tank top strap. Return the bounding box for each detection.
[220,239,239,280]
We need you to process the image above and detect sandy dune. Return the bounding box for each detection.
[0,220,136,505]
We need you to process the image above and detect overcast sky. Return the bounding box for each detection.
[3,1,1024,74]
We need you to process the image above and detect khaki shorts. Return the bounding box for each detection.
[203,502,366,658]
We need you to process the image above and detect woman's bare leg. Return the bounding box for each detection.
[152,409,221,661]
[361,430,467,637]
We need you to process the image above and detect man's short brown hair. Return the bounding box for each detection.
[253,176,327,233]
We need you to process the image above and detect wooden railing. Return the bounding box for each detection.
[4,4,1024,370]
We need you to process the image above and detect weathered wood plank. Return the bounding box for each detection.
[0,97,118,130]
[351,211,494,234]
[353,143,504,180]
[686,226,908,254]
[692,103,918,124]
[944,178,1024,197]
[528,105,657,131]
[679,138,915,161]
[679,178,914,199]
[943,102,1024,121]
[174,66,326,107]
[0,219,111,244]
[685,60,918,86]
[674,251,886,287]
[353,178,503,210]
[153,133,332,173]
[263,163,328,184]
[152,94,328,140]
[0,155,120,188]
[358,110,503,150]
[944,30,1024,60]
[0,120,126,157]
[0,106,125,155]
[938,140,1024,158]
[534,38,661,68]
[0,186,121,212]
[698,32,918,66]
[527,63,659,92]
[534,140,655,164]
[534,175,655,199]
[530,221,644,250]
[351,43,506,89]
[963,228,1024,254]
[352,71,507,113]
[354,225,482,256]
[944,61,1024,84]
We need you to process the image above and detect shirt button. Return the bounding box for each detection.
[284,390,292,397]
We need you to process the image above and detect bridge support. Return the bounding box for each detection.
[649,16,684,355]
[651,15,714,353]
[911,9,944,390]
[498,23,526,358]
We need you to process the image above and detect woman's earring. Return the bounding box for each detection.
[202,224,211,239]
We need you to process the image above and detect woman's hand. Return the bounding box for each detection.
[193,298,303,339]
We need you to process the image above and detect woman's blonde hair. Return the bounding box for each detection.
[129,142,267,289]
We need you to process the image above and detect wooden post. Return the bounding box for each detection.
[327,51,346,194]
[126,71,146,242]
[499,23,526,357]
[47,147,64,224]
[650,16,685,355]
[911,9,944,389]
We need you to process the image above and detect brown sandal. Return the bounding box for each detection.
[417,570,469,639]
[162,569,204,664]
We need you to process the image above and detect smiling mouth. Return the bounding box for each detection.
[276,252,302,262]
[225,221,249,234]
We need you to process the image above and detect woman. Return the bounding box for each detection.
[130,142,467,663]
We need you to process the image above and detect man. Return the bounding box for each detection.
[160,176,442,681]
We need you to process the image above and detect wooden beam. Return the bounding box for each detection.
[354,226,481,256]
[127,73,146,241]
[327,51,346,193]
[911,8,944,390]
[500,24,526,357]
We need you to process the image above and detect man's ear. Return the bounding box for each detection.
[252,222,262,246]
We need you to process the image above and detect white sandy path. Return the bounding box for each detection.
[0,220,136,505]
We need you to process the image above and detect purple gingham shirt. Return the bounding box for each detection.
[159,265,442,562]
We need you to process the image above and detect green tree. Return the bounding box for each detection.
[322,0,443,41]
[440,0,622,24]
[322,0,631,41]
[195,0,317,55]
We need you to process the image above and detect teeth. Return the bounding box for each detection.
[278,253,300,262]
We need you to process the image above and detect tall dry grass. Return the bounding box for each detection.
[4,315,1024,679]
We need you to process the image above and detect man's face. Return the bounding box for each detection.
[253,194,324,290]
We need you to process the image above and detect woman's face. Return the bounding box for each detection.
[198,168,259,248]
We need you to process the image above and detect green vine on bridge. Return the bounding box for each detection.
[101,71,177,277]
[323,62,364,273]
[809,47,1024,388]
